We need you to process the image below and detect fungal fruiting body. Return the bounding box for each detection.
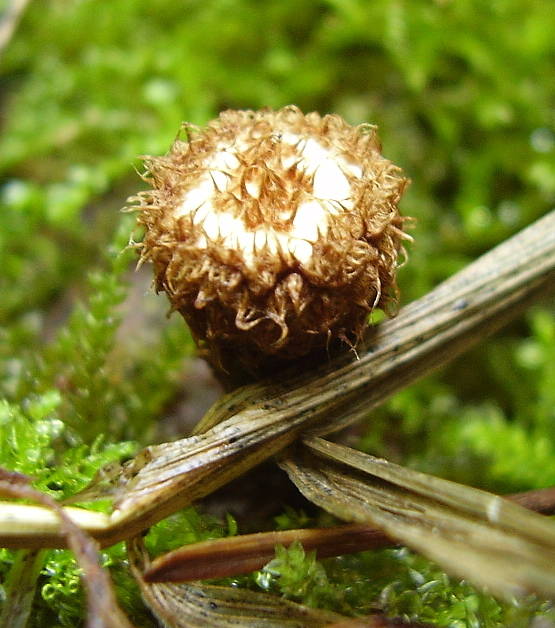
[133,106,409,379]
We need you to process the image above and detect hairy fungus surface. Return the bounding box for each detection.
[132,106,410,378]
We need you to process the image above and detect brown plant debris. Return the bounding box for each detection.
[128,536,427,628]
[143,523,392,583]
[127,536,345,628]
[142,482,555,584]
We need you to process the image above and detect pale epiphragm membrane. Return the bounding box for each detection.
[129,106,411,381]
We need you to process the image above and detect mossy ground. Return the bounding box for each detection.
[0,1,554,625]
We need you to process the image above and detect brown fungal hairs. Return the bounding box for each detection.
[130,106,410,381]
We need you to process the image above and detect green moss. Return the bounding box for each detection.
[145,507,233,558]
[1,0,554,624]
[256,541,350,612]
[252,544,555,626]
[0,392,137,627]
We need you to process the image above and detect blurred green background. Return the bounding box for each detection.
[1,0,554,626]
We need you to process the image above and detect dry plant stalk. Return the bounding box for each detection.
[143,524,393,583]
[108,208,555,539]
[280,437,555,600]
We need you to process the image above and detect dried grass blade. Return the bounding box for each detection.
[127,536,345,628]
[304,437,555,545]
[279,440,555,600]
[143,524,392,583]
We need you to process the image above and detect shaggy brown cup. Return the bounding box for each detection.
[131,106,409,381]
